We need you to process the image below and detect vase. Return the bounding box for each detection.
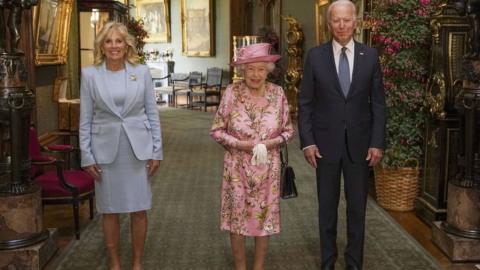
[374,166,420,211]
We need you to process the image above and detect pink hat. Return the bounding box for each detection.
[231,43,281,66]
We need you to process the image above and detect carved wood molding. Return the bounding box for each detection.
[283,16,304,116]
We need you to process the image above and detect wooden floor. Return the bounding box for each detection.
[387,211,478,270]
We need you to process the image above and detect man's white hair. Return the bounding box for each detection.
[327,0,357,22]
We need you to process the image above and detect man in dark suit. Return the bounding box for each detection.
[298,1,386,269]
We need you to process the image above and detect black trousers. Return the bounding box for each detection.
[315,140,369,269]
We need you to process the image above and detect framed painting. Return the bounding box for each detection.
[181,0,215,57]
[136,0,171,43]
[353,0,366,43]
[315,0,330,45]
[32,0,73,65]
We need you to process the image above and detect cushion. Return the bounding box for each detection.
[155,86,174,95]
[34,170,94,197]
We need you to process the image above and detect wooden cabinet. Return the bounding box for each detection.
[416,11,468,225]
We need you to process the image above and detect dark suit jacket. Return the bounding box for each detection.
[298,41,386,163]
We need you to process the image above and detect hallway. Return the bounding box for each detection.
[44,108,443,270]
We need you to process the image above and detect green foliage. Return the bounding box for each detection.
[368,0,437,168]
[127,17,149,64]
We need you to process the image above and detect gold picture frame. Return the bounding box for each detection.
[136,0,171,43]
[181,0,215,57]
[315,0,330,45]
[33,0,73,66]
[353,0,365,43]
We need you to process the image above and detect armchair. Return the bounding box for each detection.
[29,127,95,240]
[150,68,168,104]
[153,73,189,107]
[190,67,223,111]
[175,71,202,108]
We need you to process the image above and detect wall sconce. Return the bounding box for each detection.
[90,8,100,38]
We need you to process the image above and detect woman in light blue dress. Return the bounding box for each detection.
[79,22,163,270]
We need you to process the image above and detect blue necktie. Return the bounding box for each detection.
[339,47,350,97]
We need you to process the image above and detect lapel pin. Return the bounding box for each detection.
[359,52,364,55]
[129,74,137,81]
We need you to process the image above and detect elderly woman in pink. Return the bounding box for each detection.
[210,43,294,270]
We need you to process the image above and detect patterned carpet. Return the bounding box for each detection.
[53,108,441,270]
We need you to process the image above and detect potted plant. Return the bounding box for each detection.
[127,17,149,64]
[367,0,437,211]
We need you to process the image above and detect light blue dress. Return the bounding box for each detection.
[94,69,152,213]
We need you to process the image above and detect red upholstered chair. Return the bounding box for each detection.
[29,127,95,240]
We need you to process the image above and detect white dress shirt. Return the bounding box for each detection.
[332,38,354,80]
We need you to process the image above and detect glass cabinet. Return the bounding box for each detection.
[77,0,129,67]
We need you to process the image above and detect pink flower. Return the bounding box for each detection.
[419,0,430,6]
[383,67,395,76]
[392,40,401,50]
[384,37,392,45]
[385,46,396,55]
[374,34,385,43]
[416,9,427,16]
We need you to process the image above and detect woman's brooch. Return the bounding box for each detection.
[129,74,137,81]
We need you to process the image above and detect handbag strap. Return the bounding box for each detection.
[280,137,288,166]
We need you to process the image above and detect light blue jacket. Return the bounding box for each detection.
[79,62,163,167]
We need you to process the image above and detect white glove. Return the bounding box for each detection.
[251,143,268,165]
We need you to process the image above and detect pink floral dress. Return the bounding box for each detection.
[210,81,294,236]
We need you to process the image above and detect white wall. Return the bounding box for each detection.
[137,0,231,81]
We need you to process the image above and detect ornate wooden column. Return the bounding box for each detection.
[416,4,469,225]
[283,16,303,116]
[0,1,57,269]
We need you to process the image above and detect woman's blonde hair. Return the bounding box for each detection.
[93,21,139,66]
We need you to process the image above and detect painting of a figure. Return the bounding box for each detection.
[36,0,59,54]
[33,0,73,65]
[181,0,215,56]
[136,0,171,43]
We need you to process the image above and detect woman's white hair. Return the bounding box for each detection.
[327,0,357,22]
[237,62,276,74]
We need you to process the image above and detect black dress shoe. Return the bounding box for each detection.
[344,265,359,270]
[321,258,336,270]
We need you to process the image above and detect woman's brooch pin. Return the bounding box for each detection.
[129,74,137,81]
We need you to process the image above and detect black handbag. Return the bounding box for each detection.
[280,145,298,199]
